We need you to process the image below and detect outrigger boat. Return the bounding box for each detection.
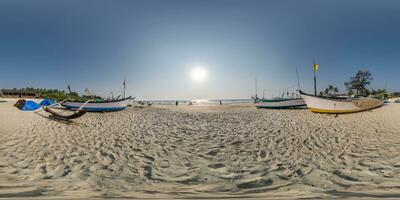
[256,98,306,109]
[38,99,91,121]
[255,67,307,109]
[60,96,132,112]
[299,90,384,114]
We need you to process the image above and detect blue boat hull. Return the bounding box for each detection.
[62,105,127,112]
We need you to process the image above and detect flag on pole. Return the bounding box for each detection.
[313,63,319,72]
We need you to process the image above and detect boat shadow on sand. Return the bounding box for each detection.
[256,106,308,110]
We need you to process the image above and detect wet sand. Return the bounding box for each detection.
[1,100,400,199]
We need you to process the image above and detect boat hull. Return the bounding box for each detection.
[256,98,306,109]
[61,98,130,112]
[300,92,384,114]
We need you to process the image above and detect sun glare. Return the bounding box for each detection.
[190,67,207,82]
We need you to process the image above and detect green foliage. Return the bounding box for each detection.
[341,69,390,98]
[344,70,373,96]
[322,85,339,96]
[370,89,389,99]
[20,87,98,101]
[392,92,400,97]
[370,89,386,95]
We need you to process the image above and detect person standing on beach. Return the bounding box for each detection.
[220,100,222,105]
[176,101,178,106]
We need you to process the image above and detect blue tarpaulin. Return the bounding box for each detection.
[40,99,55,106]
[22,100,41,111]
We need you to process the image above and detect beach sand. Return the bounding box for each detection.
[1,100,400,199]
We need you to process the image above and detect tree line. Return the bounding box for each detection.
[320,70,390,98]
[17,87,102,101]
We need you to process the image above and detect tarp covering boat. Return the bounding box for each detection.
[40,99,56,106]
[14,99,41,111]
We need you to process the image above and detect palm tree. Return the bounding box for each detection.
[323,85,339,96]
[333,87,339,94]
[328,85,334,93]
[324,88,330,96]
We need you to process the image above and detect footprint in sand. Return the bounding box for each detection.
[237,178,273,189]
[160,160,170,168]
[208,163,225,169]
[51,164,71,178]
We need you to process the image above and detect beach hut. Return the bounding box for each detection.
[0,89,40,98]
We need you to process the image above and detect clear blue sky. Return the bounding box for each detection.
[1,0,400,100]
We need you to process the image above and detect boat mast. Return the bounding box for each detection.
[296,67,301,90]
[385,81,388,91]
[123,79,126,99]
[262,89,265,99]
[314,70,317,96]
[313,61,318,96]
[255,77,258,99]
[67,85,72,94]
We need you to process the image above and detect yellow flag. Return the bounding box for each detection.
[313,63,319,72]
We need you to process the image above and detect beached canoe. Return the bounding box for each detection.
[256,98,306,109]
[61,97,132,112]
[299,91,384,114]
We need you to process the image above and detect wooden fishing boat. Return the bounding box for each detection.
[299,90,384,114]
[256,98,306,109]
[61,97,132,112]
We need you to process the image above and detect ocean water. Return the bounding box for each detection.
[138,99,253,105]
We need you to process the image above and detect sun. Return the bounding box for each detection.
[190,67,207,82]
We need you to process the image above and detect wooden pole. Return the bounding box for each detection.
[296,67,301,91]
[123,79,126,99]
[313,61,317,96]
[262,89,265,99]
[255,77,258,99]
[314,69,317,96]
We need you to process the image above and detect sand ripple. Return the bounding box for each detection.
[1,103,400,198]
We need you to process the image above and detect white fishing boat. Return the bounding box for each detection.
[256,98,306,109]
[61,97,132,112]
[299,91,384,114]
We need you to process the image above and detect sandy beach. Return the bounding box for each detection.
[1,100,400,199]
